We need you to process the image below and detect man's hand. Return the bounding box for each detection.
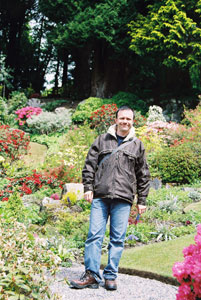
[84,191,93,203]
[136,204,146,215]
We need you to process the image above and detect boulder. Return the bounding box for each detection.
[61,183,84,200]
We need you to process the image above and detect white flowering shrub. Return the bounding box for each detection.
[27,98,45,108]
[147,105,166,124]
[27,109,72,134]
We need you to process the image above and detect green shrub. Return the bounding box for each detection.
[72,97,106,123]
[8,91,28,113]
[150,142,201,184]
[42,99,68,111]
[111,91,148,115]
[26,110,72,134]
[0,216,60,299]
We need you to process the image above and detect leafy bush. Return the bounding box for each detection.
[42,99,68,111]
[111,91,148,115]
[151,142,201,184]
[72,97,106,123]
[0,216,60,299]
[0,124,30,163]
[8,91,28,113]
[90,103,118,134]
[26,109,72,134]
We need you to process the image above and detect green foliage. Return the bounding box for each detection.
[151,142,201,184]
[188,190,201,202]
[126,222,156,245]
[42,124,97,182]
[146,187,191,207]
[26,110,72,134]
[111,92,148,115]
[8,91,28,114]
[42,99,68,111]
[0,54,13,97]
[62,191,77,206]
[0,216,60,299]
[72,97,106,123]
[128,0,201,71]
[158,194,180,214]
[171,225,196,237]
[151,223,177,242]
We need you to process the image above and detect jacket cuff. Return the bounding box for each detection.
[84,185,93,193]
[137,197,146,206]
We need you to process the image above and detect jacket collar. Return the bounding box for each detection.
[107,124,136,141]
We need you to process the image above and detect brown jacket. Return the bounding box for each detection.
[82,124,150,205]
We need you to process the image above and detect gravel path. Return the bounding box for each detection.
[48,263,178,300]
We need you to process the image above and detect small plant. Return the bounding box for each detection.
[151,223,176,241]
[62,191,77,206]
[158,194,180,213]
[173,224,201,300]
[188,190,201,202]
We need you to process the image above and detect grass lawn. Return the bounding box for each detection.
[101,234,195,281]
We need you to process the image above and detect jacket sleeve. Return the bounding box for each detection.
[135,141,150,205]
[82,136,100,193]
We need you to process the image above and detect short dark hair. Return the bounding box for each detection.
[115,106,135,119]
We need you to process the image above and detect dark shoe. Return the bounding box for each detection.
[105,279,117,291]
[70,270,99,289]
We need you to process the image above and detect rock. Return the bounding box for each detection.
[61,183,84,200]
[22,194,41,208]
[55,107,69,114]
[42,197,62,207]
[150,178,162,190]
[183,201,201,213]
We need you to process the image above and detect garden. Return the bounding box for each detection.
[0,91,201,299]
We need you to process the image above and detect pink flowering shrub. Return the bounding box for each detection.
[172,224,201,300]
[15,106,42,126]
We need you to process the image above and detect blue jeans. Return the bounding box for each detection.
[84,198,131,282]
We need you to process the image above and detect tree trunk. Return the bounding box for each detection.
[90,41,128,98]
[62,53,68,86]
[71,45,91,100]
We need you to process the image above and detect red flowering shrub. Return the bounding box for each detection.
[0,124,30,162]
[90,104,118,134]
[0,170,63,201]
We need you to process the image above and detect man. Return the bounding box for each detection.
[70,105,150,291]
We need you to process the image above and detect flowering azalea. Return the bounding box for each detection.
[173,224,201,300]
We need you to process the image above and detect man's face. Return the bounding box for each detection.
[115,109,134,136]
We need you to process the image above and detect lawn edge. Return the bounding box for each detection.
[100,264,179,286]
